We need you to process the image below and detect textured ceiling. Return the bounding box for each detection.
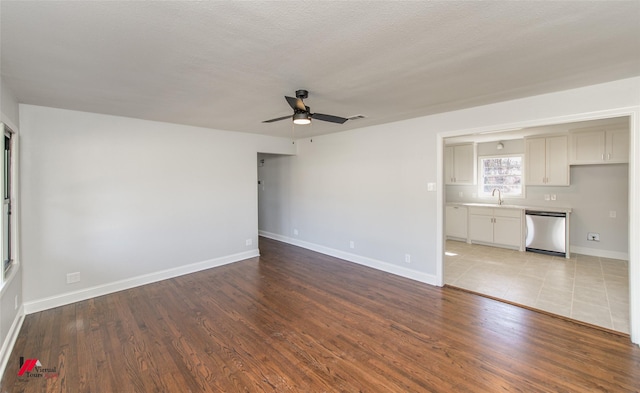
[1,1,639,138]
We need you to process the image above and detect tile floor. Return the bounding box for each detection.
[445,240,630,334]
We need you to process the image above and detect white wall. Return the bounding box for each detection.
[258,76,640,343]
[1,77,19,130]
[0,77,22,377]
[19,105,294,311]
[260,123,440,284]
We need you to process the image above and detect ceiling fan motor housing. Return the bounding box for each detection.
[262,89,348,124]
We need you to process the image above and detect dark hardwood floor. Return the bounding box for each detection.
[2,237,640,392]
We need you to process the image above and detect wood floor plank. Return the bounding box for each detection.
[2,236,639,392]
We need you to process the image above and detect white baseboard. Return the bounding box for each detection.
[23,249,260,315]
[0,305,25,380]
[570,245,629,260]
[259,231,437,286]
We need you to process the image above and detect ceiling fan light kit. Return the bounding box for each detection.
[293,112,311,125]
[263,89,348,126]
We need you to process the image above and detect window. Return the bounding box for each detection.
[478,155,524,197]
[2,125,13,281]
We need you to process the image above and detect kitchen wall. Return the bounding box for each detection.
[445,138,629,259]
[0,77,22,376]
[19,105,295,312]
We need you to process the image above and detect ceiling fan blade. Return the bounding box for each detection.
[285,96,306,111]
[262,115,292,123]
[311,113,349,124]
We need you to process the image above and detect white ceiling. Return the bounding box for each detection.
[2,1,639,139]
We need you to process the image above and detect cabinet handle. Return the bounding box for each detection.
[607,153,611,160]
[602,153,605,161]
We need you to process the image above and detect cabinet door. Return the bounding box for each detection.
[545,136,569,185]
[525,138,547,185]
[570,130,605,164]
[469,214,494,243]
[606,129,629,163]
[446,206,468,239]
[444,146,455,184]
[453,144,475,184]
[493,216,522,248]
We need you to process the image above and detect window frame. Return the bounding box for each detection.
[477,153,525,199]
[1,123,16,286]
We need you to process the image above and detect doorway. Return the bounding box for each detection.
[442,116,632,334]
[257,153,294,242]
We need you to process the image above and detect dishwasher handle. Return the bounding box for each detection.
[525,210,566,218]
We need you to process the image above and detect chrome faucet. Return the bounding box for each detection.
[492,188,503,205]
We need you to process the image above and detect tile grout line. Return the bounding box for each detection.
[600,257,615,331]
[569,255,577,319]
[533,258,547,308]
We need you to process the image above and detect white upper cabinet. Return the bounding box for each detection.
[570,128,629,165]
[525,135,569,186]
[445,143,476,185]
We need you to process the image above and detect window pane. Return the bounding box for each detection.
[479,156,523,197]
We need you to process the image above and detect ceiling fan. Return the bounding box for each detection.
[262,90,348,125]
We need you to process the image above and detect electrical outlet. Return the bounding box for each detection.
[293,229,298,236]
[458,191,463,197]
[405,254,411,263]
[551,194,557,201]
[349,241,355,249]
[544,194,550,201]
[427,182,436,192]
[246,239,252,246]
[609,211,617,218]
[587,232,600,241]
[66,272,80,284]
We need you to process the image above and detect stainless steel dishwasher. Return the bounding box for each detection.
[525,210,566,257]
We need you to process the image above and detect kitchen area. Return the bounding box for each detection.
[444,116,630,334]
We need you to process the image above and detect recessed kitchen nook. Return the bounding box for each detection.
[444,116,630,333]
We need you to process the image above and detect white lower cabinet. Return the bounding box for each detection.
[468,207,522,249]
[445,206,468,239]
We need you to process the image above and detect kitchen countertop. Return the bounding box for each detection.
[447,202,572,214]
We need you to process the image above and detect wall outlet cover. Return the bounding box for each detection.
[66,272,81,284]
